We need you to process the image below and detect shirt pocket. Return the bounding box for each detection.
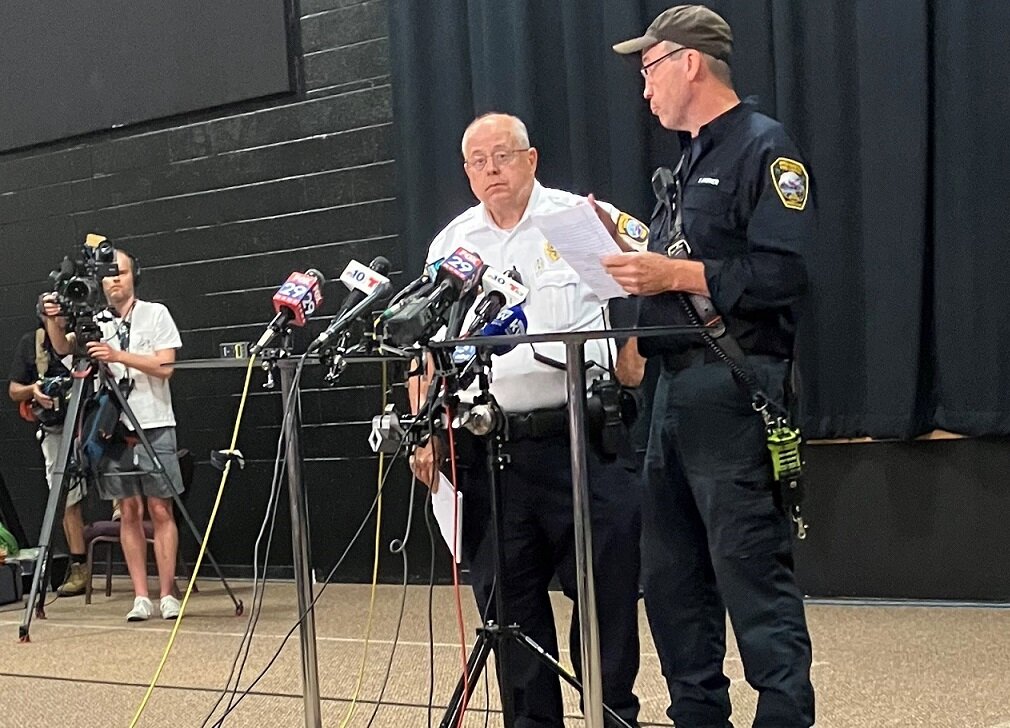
[682,185,743,255]
[531,268,582,330]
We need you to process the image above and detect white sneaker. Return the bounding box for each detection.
[160,595,181,620]
[127,596,154,622]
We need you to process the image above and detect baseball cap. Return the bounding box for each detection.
[612,5,733,63]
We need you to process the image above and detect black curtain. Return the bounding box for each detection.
[388,0,1010,440]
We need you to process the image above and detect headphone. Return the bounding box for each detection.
[118,249,142,288]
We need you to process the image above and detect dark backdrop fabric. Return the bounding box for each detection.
[388,0,1010,439]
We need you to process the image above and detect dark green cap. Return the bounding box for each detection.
[613,4,733,63]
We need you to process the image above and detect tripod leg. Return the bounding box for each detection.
[510,631,634,728]
[20,371,92,641]
[105,368,244,615]
[171,494,243,614]
[440,628,495,728]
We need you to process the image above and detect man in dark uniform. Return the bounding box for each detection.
[602,6,816,727]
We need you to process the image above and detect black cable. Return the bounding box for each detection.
[210,430,417,725]
[225,364,303,709]
[363,466,418,727]
[201,354,304,727]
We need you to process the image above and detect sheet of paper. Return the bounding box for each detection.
[432,473,463,563]
[529,202,629,300]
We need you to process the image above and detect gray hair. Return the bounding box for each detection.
[461,113,531,156]
[702,52,733,88]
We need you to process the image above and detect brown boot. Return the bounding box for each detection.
[57,562,90,597]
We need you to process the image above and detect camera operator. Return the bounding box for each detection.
[43,248,185,622]
[7,320,90,596]
[409,113,648,727]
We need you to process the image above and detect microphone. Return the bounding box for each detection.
[250,269,325,354]
[333,256,391,322]
[309,278,395,352]
[383,257,444,314]
[464,266,528,336]
[382,247,484,346]
[454,305,529,392]
[479,266,528,308]
[478,305,528,356]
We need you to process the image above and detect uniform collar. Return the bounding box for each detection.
[676,96,758,156]
[477,179,543,232]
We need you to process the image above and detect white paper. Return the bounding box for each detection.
[432,473,463,563]
[529,202,629,300]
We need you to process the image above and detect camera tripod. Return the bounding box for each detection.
[419,349,633,728]
[19,351,243,642]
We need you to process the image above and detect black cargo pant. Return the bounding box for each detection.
[456,424,642,727]
[642,356,814,728]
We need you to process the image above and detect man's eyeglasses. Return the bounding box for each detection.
[640,47,690,78]
[464,148,531,172]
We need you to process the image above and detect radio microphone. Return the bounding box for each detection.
[250,269,325,354]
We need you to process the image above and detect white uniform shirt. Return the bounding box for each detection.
[99,299,182,430]
[426,181,627,413]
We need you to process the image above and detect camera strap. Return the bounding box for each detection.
[658,154,808,539]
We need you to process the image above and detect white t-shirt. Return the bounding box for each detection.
[426,181,640,413]
[99,299,182,430]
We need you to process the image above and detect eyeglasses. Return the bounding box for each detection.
[464,148,531,172]
[640,47,690,78]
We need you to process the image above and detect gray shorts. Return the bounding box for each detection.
[98,426,184,501]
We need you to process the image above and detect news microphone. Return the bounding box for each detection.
[464,266,527,336]
[454,305,529,391]
[333,256,391,322]
[382,247,484,346]
[383,258,444,314]
[477,305,528,356]
[250,269,325,354]
[309,279,395,352]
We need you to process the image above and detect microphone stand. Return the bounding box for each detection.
[437,348,633,728]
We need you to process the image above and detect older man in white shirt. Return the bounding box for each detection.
[410,113,645,728]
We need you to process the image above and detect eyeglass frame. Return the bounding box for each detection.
[463,147,532,172]
[640,46,692,79]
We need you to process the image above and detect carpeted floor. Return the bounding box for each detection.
[0,580,1008,727]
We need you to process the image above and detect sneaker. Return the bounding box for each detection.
[57,562,90,597]
[160,595,181,620]
[127,596,154,622]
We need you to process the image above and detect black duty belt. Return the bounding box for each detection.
[506,408,568,441]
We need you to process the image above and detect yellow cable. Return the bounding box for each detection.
[338,360,388,727]
[129,355,259,727]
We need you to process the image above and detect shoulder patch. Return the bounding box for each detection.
[616,212,649,244]
[543,241,561,262]
[770,157,809,211]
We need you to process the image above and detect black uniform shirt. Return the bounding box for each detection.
[9,330,69,385]
[639,98,813,359]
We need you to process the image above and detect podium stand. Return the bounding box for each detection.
[430,324,702,728]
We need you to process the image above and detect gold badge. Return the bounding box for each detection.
[544,241,561,262]
[770,157,809,211]
[616,212,649,244]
